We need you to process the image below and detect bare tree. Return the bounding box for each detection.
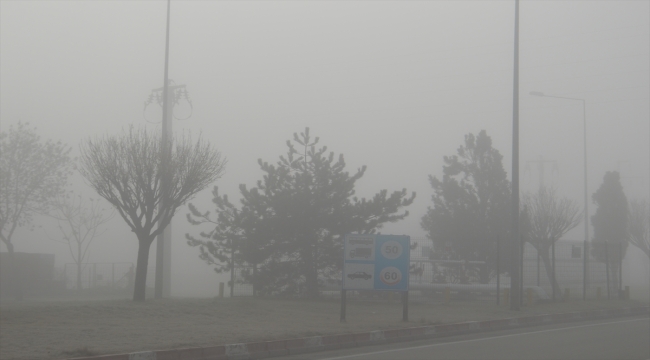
[0,122,72,299]
[629,199,649,259]
[523,186,582,297]
[78,127,226,301]
[48,194,114,292]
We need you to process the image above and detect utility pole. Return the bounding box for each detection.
[510,0,521,311]
[146,82,191,298]
[143,0,192,298]
[145,82,192,299]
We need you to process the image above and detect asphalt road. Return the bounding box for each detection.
[278,316,650,360]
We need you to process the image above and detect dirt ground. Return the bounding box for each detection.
[0,295,646,360]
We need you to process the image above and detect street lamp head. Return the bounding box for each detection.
[529,91,545,97]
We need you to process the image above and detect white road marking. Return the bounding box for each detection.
[323,317,649,360]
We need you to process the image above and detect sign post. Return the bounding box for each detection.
[340,234,410,322]
[340,289,346,322]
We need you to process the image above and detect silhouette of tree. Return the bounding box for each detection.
[421,130,510,282]
[187,128,415,297]
[0,122,72,299]
[591,171,629,294]
[48,194,114,291]
[79,127,225,301]
[523,186,581,297]
[0,121,72,253]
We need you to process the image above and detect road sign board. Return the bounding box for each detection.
[343,234,410,291]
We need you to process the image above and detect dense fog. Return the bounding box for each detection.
[1,1,648,298]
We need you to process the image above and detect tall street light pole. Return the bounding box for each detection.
[146,82,186,298]
[145,81,192,299]
[530,91,588,301]
[510,0,521,311]
[142,0,194,299]
[158,0,172,300]
[146,81,192,298]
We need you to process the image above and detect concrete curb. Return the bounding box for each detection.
[69,305,649,360]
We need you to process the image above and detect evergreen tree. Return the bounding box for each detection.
[187,128,415,297]
[421,130,511,282]
[591,171,629,294]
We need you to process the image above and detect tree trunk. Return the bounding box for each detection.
[610,266,620,297]
[5,242,22,301]
[77,241,82,291]
[301,241,319,298]
[133,239,152,302]
[539,247,561,299]
[77,261,82,291]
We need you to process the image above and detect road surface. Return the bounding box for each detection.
[279,316,650,360]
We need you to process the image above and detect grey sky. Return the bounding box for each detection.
[1,0,648,297]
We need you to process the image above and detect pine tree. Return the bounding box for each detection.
[187,128,415,297]
[421,130,511,282]
[591,171,629,295]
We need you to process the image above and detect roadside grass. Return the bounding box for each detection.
[0,295,647,360]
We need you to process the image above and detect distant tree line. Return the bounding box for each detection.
[420,129,641,295]
[2,121,647,302]
[0,123,226,302]
[185,127,646,297]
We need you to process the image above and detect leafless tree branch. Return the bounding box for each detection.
[78,126,226,301]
